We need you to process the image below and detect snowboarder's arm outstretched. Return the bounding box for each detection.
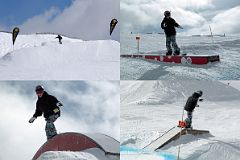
[173,19,183,29]
[173,19,180,27]
[29,104,42,123]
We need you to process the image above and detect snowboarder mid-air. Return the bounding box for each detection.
[29,85,63,140]
[161,11,183,55]
[56,35,62,44]
[184,90,203,128]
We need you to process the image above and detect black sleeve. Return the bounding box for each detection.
[33,102,42,118]
[173,19,180,27]
[49,95,60,107]
[161,19,165,29]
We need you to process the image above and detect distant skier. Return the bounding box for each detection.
[184,90,203,128]
[56,35,62,44]
[29,85,63,140]
[161,11,183,55]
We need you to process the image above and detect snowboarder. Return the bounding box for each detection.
[161,11,183,55]
[28,85,63,140]
[184,90,203,128]
[56,35,62,44]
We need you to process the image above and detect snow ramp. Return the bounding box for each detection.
[32,132,120,160]
[143,127,210,151]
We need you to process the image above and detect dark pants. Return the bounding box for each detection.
[45,114,59,140]
[166,35,180,54]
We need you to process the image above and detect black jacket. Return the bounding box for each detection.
[33,91,61,118]
[56,35,62,40]
[161,17,180,37]
[184,93,201,112]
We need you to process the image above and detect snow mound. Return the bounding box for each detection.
[37,148,119,160]
[0,32,120,80]
[164,135,240,160]
[121,80,240,105]
[190,141,240,160]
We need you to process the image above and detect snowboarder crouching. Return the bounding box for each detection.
[184,90,203,128]
[29,85,63,140]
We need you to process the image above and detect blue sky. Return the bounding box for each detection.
[0,0,72,29]
[0,0,119,41]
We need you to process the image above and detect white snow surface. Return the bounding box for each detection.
[0,32,120,80]
[37,148,119,160]
[121,80,240,160]
[121,33,240,80]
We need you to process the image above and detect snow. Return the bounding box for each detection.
[85,133,119,154]
[121,80,240,160]
[121,33,240,80]
[37,148,119,160]
[0,32,119,80]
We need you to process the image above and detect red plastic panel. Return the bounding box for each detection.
[121,54,220,65]
[33,133,99,160]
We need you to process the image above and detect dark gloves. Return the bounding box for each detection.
[56,102,63,107]
[178,25,183,29]
[29,117,36,123]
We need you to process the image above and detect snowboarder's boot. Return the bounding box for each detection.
[166,50,172,56]
[174,50,180,55]
[185,124,193,129]
[184,117,192,129]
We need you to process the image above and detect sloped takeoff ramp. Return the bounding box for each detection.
[32,132,120,160]
[143,127,209,151]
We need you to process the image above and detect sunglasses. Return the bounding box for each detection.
[36,90,44,94]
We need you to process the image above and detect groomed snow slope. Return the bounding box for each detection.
[0,32,119,80]
[121,80,240,160]
[37,148,119,160]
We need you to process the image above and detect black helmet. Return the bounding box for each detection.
[195,90,203,96]
[35,85,44,92]
[164,10,171,17]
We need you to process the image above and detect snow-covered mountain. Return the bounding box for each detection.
[0,32,120,80]
[121,80,240,160]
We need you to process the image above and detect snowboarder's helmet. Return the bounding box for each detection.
[195,90,203,96]
[35,85,44,92]
[164,11,171,17]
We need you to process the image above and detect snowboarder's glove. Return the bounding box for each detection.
[29,117,36,123]
[196,105,200,107]
[53,108,60,113]
[56,102,63,107]
[178,25,183,29]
